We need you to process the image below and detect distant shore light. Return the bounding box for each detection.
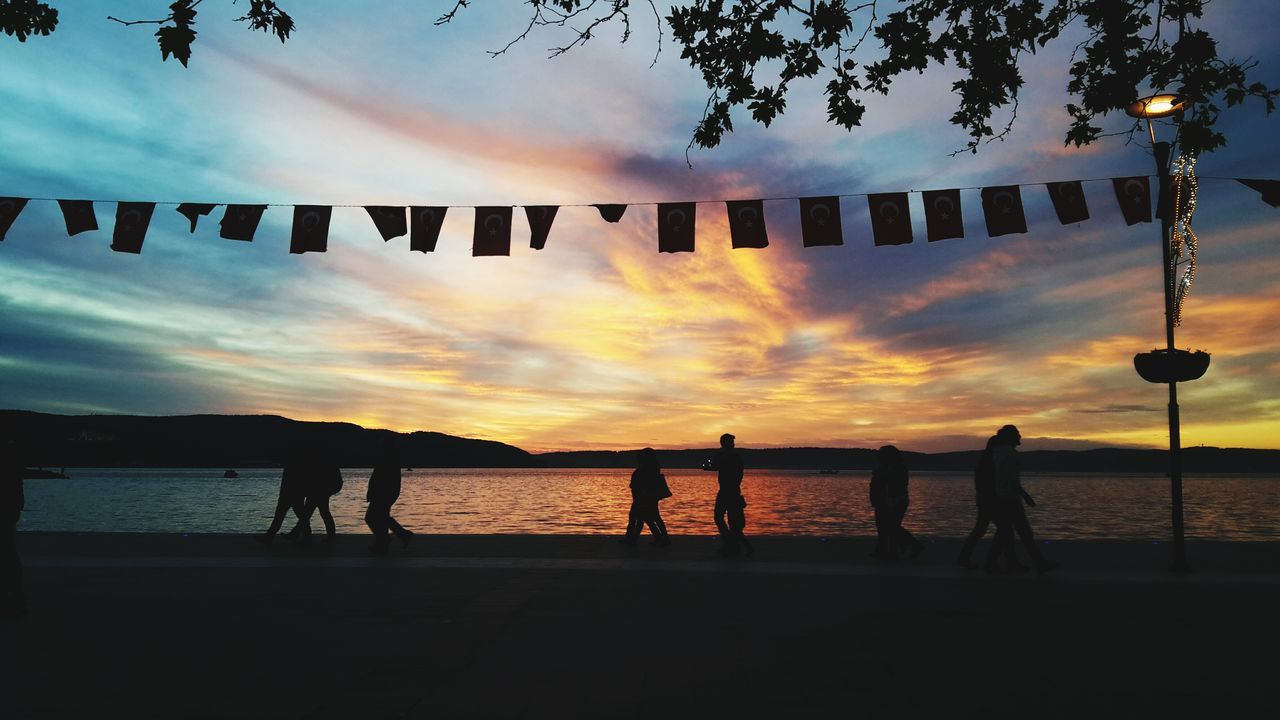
[1126,94,1184,119]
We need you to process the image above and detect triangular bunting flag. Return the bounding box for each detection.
[410,206,447,252]
[799,196,843,247]
[868,193,912,246]
[1046,181,1089,224]
[290,205,332,254]
[1237,178,1280,207]
[220,205,267,242]
[111,202,155,254]
[657,202,696,253]
[1112,176,1152,225]
[594,204,627,223]
[726,200,768,249]
[981,185,1028,237]
[58,200,98,237]
[473,206,513,256]
[0,197,28,241]
[922,189,963,241]
[525,205,558,250]
[365,206,407,241]
[176,203,216,233]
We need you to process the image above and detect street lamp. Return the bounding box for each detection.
[1126,93,1203,573]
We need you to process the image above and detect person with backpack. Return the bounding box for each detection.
[296,450,344,544]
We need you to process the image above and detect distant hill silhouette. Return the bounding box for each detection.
[3,411,1277,473]
[1,411,533,468]
[536,447,1280,473]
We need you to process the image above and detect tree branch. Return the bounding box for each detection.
[107,0,203,29]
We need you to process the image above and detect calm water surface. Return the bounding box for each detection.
[18,468,1280,540]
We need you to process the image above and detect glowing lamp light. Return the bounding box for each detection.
[1126,94,1184,119]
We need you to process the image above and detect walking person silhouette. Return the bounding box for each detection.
[868,445,924,560]
[620,448,671,546]
[1,437,26,618]
[255,450,307,545]
[297,451,343,544]
[713,433,754,557]
[984,425,1059,575]
[366,433,413,555]
[956,435,1000,569]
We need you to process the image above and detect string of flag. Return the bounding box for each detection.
[0,177,1276,256]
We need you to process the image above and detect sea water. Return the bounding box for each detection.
[16,467,1280,540]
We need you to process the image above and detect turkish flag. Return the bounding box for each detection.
[365,206,407,241]
[290,206,332,254]
[1238,178,1280,207]
[0,197,28,241]
[922,189,963,241]
[1046,182,1089,225]
[111,202,156,254]
[176,203,216,233]
[473,207,513,256]
[220,205,267,242]
[410,206,447,252]
[981,185,1027,237]
[657,202,696,253]
[799,196,843,247]
[594,204,627,223]
[58,200,98,237]
[1112,177,1152,225]
[867,193,912,246]
[525,205,558,250]
[726,200,768,249]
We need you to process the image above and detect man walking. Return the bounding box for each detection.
[713,433,754,557]
[987,425,1058,575]
[1,437,26,617]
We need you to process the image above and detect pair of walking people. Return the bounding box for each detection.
[956,425,1058,575]
[620,433,753,556]
[620,447,671,545]
[257,448,343,545]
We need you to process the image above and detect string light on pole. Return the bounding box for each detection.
[1170,154,1198,326]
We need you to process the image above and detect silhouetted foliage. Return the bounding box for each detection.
[3,1,1274,155]
[0,0,57,41]
[442,0,1277,158]
[1,0,294,68]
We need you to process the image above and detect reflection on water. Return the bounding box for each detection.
[17,468,1280,540]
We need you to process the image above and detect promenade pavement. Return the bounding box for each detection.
[3,533,1278,719]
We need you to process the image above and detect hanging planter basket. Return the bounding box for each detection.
[1134,349,1210,384]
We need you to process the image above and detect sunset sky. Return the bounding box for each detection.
[1,1,1278,453]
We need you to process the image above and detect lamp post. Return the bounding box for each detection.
[1126,94,1193,572]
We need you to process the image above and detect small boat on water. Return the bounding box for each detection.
[223,469,239,479]
[817,469,840,475]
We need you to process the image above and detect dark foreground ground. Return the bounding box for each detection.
[3,533,1279,719]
